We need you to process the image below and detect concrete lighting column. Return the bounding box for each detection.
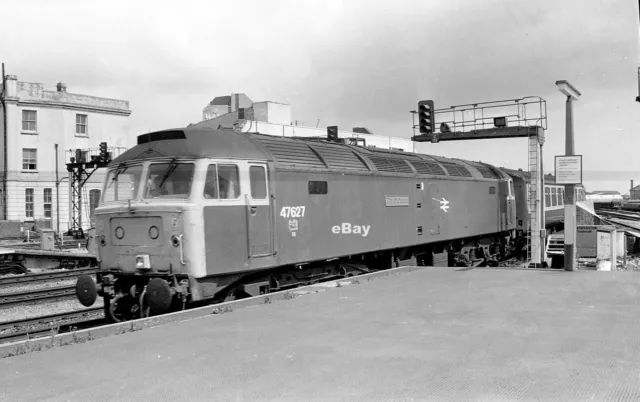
[555,80,581,271]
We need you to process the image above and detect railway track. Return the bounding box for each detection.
[596,209,640,221]
[0,285,77,307]
[0,307,104,344]
[0,267,98,287]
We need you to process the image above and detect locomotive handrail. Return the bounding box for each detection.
[245,195,252,259]
[270,193,278,256]
[177,234,185,265]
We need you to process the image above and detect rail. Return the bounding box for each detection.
[0,285,76,307]
[0,307,103,343]
[0,267,98,287]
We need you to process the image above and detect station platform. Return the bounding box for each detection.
[2,266,640,401]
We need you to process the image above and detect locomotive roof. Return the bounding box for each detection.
[112,128,271,163]
[111,128,509,180]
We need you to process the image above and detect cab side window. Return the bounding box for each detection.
[203,165,219,199]
[218,165,240,199]
[250,166,267,199]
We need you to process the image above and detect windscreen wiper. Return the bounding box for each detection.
[107,164,127,189]
[158,159,178,188]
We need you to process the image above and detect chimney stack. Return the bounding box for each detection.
[3,75,17,98]
[632,179,634,190]
[56,82,67,92]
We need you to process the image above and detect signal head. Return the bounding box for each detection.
[417,100,435,135]
[327,126,338,142]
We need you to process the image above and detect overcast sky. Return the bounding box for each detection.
[2,0,639,192]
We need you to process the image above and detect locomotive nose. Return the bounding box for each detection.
[76,274,99,307]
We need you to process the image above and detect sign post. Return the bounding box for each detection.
[556,154,582,271]
[555,80,582,271]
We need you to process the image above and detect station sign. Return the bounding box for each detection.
[554,155,582,184]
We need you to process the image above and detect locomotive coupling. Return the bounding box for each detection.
[75,274,102,307]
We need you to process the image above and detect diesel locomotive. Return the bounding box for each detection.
[75,127,572,322]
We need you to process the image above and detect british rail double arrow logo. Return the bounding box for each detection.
[432,197,450,212]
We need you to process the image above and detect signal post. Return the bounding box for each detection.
[66,142,113,239]
[411,97,548,267]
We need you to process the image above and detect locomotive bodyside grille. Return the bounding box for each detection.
[409,161,447,176]
[311,144,370,171]
[439,162,473,177]
[367,156,414,174]
[258,138,326,169]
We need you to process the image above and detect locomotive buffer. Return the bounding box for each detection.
[411,97,548,267]
[66,142,112,239]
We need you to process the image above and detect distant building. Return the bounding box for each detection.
[0,74,132,234]
[202,94,253,121]
[190,93,412,151]
[630,183,640,200]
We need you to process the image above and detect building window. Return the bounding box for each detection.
[89,189,101,217]
[44,188,52,218]
[25,189,34,218]
[22,149,37,171]
[544,187,550,207]
[22,110,37,132]
[76,114,88,135]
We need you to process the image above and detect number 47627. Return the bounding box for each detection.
[280,206,306,218]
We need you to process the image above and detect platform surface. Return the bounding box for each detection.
[2,266,640,401]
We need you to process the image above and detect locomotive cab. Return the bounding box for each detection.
[76,153,274,322]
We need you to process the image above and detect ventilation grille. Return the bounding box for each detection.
[257,137,326,169]
[476,167,501,179]
[312,144,369,171]
[409,161,447,176]
[440,162,472,177]
[367,156,414,174]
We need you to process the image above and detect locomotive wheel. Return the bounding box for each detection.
[104,294,134,323]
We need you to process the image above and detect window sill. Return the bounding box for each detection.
[75,134,89,138]
[21,170,38,173]
[21,131,38,135]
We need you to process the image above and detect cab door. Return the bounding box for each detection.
[497,179,512,230]
[246,163,273,257]
[506,179,514,226]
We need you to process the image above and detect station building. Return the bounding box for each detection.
[0,74,132,236]
[190,93,417,152]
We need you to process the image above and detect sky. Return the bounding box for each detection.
[2,0,639,193]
